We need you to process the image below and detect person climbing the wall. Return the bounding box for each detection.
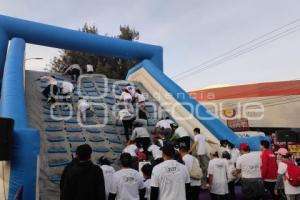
[119,88,133,111]
[115,106,136,141]
[77,97,94,122]
[86,64,94,74]
[63,64,82,81]
[36,75,58,104]
[59,80,74,103]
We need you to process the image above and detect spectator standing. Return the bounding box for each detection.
[99,157,116,200]
[276,148,300,200]
[227,142,240,165]
[150,143,190,200]
[208,152,229,200]
[189,128,218,189]
[64,64,82,81]
[108,153,145,200]
[60,157,79,199]
[179,145,201,200]
[62,144,106,200]
[260,140,278,200]
[222,151,236,200]
[233,143,265,200]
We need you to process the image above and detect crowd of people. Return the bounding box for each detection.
[59,134,300,200]
[38,65,300,200]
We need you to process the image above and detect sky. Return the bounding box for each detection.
[1,0,300,91]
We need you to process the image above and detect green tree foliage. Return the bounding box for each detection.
[50,24,139,80]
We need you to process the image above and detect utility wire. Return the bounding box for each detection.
[171,17,300,80]
[174,25,300,81]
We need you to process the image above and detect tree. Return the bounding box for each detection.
[50,24,139,79]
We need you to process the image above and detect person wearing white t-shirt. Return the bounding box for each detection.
[108,153,145,200]
[115,107,136,141]
[86,64,94,74]
[170,125,191,150]
[189,128,218,188]
[233,143,265,200]
[37,75,58,103]
[126,85,136,98]
[227,141,240,165]
[64,64,82,81]
[122,141,138,157]
[99,157,116,200]
[119,88,133,111]
[78,97,94,122]
[275,148,300,200]
[208,152,229,200]
[148,137,163,166]
[60,81,74,103]
[150,143,190,200]
[179,145,201,200]
[222,151,237,200]
[155,117,174,140]
[130,124,151,153]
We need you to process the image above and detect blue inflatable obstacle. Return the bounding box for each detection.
[0,14,267,200]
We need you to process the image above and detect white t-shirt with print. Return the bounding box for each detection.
[194,134,206,155]
[208,158,229,195]
[122,144,138,157]
[151,160,190,200]
[101,165,116,199]
[278,161,300,195]
[182,154,201,186]
[236,151,261,179]
[110,168,144,200]
[148,144,162,160]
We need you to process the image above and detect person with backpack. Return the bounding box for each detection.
[179,144,202,200]
[275,148,300,200]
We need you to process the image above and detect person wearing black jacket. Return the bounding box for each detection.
[62,144,106,200]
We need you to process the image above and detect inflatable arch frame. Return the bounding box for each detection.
[0,14,162,200]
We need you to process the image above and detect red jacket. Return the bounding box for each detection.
[261,149,278,180]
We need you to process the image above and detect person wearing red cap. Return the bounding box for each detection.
[260,140,278,200]
[233,143,265,200]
